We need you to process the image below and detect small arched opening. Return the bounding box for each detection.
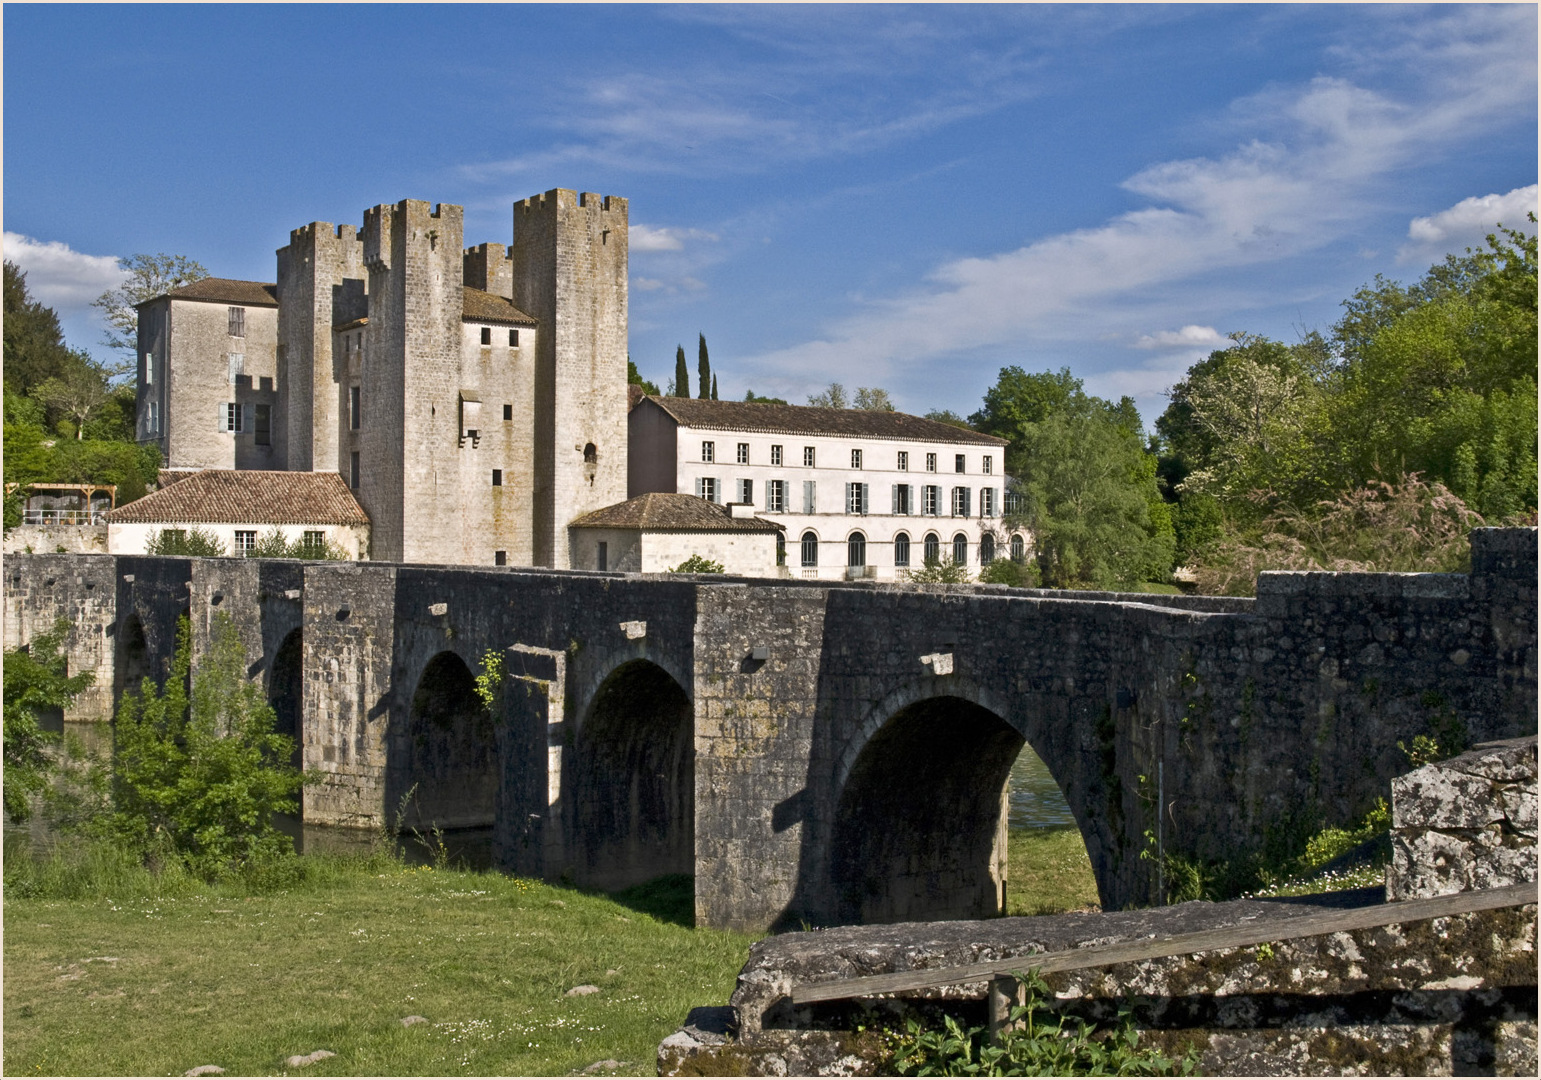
[894,531,911,569]
[980,533,996,564]
[829,695,1022,924]
[923,532,940,564]
[847,531,866,568]
[403,651,497,830]
[571,659,694,895]
[1010,534,1025,562]
[115,615,150,714]
[952,532,968,566]
[268,629,304,770]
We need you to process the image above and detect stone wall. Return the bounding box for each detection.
[2,524,108,555]
[659,738,1541,1077]
[1387,736,1537,901]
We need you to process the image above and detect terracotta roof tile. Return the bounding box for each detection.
[463,287,537,326]
[143,278,279,308]
[637,395,1006,446]
[109,470,369,526]
[569,492,783,532]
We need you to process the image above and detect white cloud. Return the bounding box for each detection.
[736,11,1535,408]
[1397,185,1537,263]
[1135,325,1227,350]
[630,224,719,253]
[3,232,124,311]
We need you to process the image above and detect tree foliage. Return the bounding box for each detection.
[674,345,690,398]
[697,333,712,399]
[854,386,894,411]
[92,252,208,359]
[807,382,849,409]
[4,260,77,396]
[144,527,230,557]
[106,614,304,876]
[3,621,94,824]
[626,358,660,395]
[671,554,725,574]
[744,389,789,405]
[903,556,973,584]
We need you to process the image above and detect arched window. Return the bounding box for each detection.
[583,442,598,464]
[893,531,911,568]
[923,532,940,564]
[1011,533,1025,561]
[848,532,866,568]
[801,531,819,567]
[980,533,995,564]
[953,533,968,565]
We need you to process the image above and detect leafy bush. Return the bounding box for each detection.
[891,969,1195,1076]
[145,525,228,557]
[106,613,306,877]
[1191,474,1486,596]
[903,555,973,584]
[3,620,94,823]
[979,557,1039,588]
[248,526,349,560]
[671,554,725,574]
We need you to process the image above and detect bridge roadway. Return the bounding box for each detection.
[4,528,1533,931]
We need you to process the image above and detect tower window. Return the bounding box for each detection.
[584,443,598,464]
[480,327,492,345]
[228,307,245,337]
[509,329,519,346]
[254,404,272,446]
[494,550,507,566]
[349,386,360,430]
[503,404,512,421]
[350,451,360,490]
[492,469,503,487]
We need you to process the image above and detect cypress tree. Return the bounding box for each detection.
[711,374,718,400]
[698,333,711,398]
[674,346,690,397]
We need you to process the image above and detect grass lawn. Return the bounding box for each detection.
[3,852,752,1078]
[4,829,1100,1077]
[1005,827,1101,916]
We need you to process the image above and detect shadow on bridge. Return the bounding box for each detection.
[398,650,498,831]
[570,658,694,894]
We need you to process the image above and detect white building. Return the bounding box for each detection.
[628,394,1023,581]
[568,491,783,576]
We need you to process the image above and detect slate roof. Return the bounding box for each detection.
[109,469,369,526]
[462,287,538,327]
[636,395,1007,446]
[569,492,783,532]
[143,278,279,308]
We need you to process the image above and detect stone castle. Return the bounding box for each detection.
[135,190,630,567]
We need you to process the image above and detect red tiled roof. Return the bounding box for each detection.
[141,278,279,308]
[569,492,783,532]
[637,395,1007,446]
[109,470,369,526]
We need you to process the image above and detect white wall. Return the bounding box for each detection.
[570,527,781,577]
[673,425,1024,580]
[108,521,369,560]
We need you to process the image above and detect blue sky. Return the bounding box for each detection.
[5,4,1535,426]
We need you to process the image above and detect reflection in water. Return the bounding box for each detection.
[1008,745,1076,830]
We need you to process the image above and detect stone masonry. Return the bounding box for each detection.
[2,527,1534,933]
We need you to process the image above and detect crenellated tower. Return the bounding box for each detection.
[276,222,366,472]
[360,200,465,564]
[511,190,629,568]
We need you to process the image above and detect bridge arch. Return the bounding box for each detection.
[401,649,497,830]
[114,613,150,713]
[268,628,304,771]
[568,657,694,894]
[822,677,1094,926]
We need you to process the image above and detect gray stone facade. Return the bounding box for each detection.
[3,527,1533,935]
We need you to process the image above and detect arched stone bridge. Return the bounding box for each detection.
[4,529,1533,931]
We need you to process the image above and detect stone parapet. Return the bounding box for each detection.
[1388,736,1537,901]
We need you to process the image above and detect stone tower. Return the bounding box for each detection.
[511,190,629,568]
[276,222,366,472]
[360,200,465,564]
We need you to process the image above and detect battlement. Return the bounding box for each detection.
[464,242,515,299]
[283,221,363,255]
[514,188,628,225]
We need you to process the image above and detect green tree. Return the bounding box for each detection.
[671,554,725,574]
[626,357,660,396]
[711,373,719,400]
[807,382,848,409]
[107,614,304,876]
[92,253,208,363]
[697,333,712,399]
[3,621,94,823]
[3,260,78,396]
[969,366,1082,452]
[34,351,113,440]
[744,390,788,405]
[924,409,972,429]
[854,387,895,411]
[903,556,973,584]
[145,526,228,557]
[674,345,690,397]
